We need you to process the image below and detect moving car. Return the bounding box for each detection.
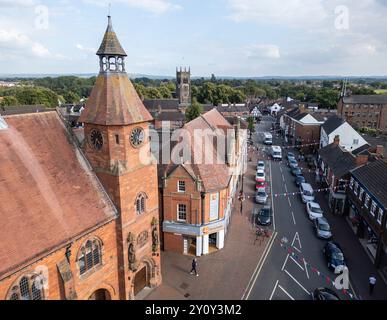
[263,133,273,145]
[271,146,282,161]
[295,175,306,187]
[300,183,315,203]
[314,217,333,240]
[256,206,272,226]
[323,242,346,274]
[255,188,268,204]
[287,152,296,161]
[288,158,298,169]
[291,167,302,176]
[257,161,265,171]
[306,201,324,220]
[311,288,340,300]
[256,169,266,182]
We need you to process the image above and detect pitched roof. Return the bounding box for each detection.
[0,105,47,116]
[318,143,357,177]
[78,73,153,125]
[0,112,117,278]
[157,111,185,122]
[351,161,387,208]
[168,109,233,192]
[96,16,127,56]
[321,115,345,135]
[343,95,387,105]
[143,99,179,111]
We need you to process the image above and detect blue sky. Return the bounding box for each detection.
[1,0,387,77]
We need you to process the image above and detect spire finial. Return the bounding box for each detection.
[108,2,111,16]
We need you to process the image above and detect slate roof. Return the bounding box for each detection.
[0,112,117,278]
[321,115,345,135]
[343,95,387,105]
[157,111,185,122]
[143,99,179,111]
[318,143,357,177]
[0,105,47,116]
[351,161,387,209]
[96,16,127,56]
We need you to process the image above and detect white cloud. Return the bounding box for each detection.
[83,0,181,15]
[246,44,281,59]
[76,44,96,54]
[0,0,36,7]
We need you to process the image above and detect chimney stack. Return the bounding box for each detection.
[333,135,340,146]
[376,145,384,157]
[356,154,369,167]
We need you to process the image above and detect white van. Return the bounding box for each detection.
[300,183,315,203]
[271,146,282,161]
[263,133,273,145]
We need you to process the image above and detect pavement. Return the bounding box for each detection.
[146,132,273,300]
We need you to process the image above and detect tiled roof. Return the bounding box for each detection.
[168,109,233,192]
[143,99,179,111]
[318,143,357,177]
[78,73,153,125]
[343,95,387,105]
[157,111,185,122]
[321,115,345,135]
[0,105,47,116]
[351,161,387,208]
[0,112,117,277]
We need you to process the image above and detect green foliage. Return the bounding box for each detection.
[185,99,203,122]
[0,86,58,108]
[63,91,81,104]
[0,96,19,106]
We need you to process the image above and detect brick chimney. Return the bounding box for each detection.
[356,154,369,167]
[376,145,384,157]
[333,135,340,146]
[299,104,306,114]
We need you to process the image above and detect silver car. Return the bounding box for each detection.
[255,188,268,204]
[314,217,333,240]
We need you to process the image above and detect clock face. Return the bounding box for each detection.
[90,129,103,150]
[130,127,145,147]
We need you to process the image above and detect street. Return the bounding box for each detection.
[246,116,356,300]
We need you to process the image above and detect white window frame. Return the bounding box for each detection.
[177,204,187,222]
[354,182,359,195]
[370,201,377,217]
[377,208,384,225]
[349,177,354,190]
[365,194,370,209]
[177,180,186,193]
[359,188,364,202]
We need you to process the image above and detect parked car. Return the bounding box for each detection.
[306,201,324,220]
[256,181,267,190]
[257,161,265,171]
[287,152,295,161]
[300,183,315,203]
[255,188,268,204]
[295,175,306,187]
[311,288,340,300]
[256,206,272,226]
[255,169,266,182]
[288,158,299,169]
[323,242,347,274]
[314,217,333,240]
[291,167,302,176]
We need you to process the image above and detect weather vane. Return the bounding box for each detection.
[108,2,111,16]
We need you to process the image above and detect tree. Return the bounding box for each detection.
[0,96,19,106]
[185,99,203,122]
[247,116,255,139]
[63,91,81,104]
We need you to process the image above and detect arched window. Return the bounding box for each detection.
[136,193,147,215]
[78,238,102,275]
[7,274,44,300]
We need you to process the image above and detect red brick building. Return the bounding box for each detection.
[0,16,161,300]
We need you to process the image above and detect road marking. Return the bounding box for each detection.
[304,259,310,279]
[291,232,302,250]
[281,254,290,271]
[288,197,292,207]
[269,161,276,231]
[269,280,279,300]
[290,255,305,271]
[278,285,295,301]
[242,232,277,300]
[284,269,311,295]
[291,211,296,225]
[284,184,288,193]
[282,175,285,183]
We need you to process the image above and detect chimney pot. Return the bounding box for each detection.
[333,135,340,146]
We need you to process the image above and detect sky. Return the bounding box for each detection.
[1,0,387,77]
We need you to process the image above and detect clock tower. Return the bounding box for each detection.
[79,16,161,300]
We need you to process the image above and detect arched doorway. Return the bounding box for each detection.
[133,266,150,297]
[89,289,111,300]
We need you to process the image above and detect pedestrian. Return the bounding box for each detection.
[190,258,199,277]
[369,276,377,295]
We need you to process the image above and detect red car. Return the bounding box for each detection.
[256,181,267,190]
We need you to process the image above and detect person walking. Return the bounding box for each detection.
[369,276,377,295]
[190,258,199,277]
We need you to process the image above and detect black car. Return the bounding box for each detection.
[323,242,346,273]
[291,167,302,176]
[256,206,272,226]
[311,288,341,300]
[295,175,306,187]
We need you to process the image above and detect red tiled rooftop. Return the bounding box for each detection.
[0,112,117,278]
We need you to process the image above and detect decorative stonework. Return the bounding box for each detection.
[127,232,138,271]
[151,218,159,254]
[137,231,149,248]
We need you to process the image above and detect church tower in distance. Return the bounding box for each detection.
[78,16,161,300]
[176,66,191,107]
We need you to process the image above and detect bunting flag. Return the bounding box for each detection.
[275,239,356,300]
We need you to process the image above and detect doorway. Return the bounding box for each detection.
[134,266,149,297]
[89,289,111,300]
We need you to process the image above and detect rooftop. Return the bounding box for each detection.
[318,143,357,177]
[343,95,387,105]
[321,115,345,135]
